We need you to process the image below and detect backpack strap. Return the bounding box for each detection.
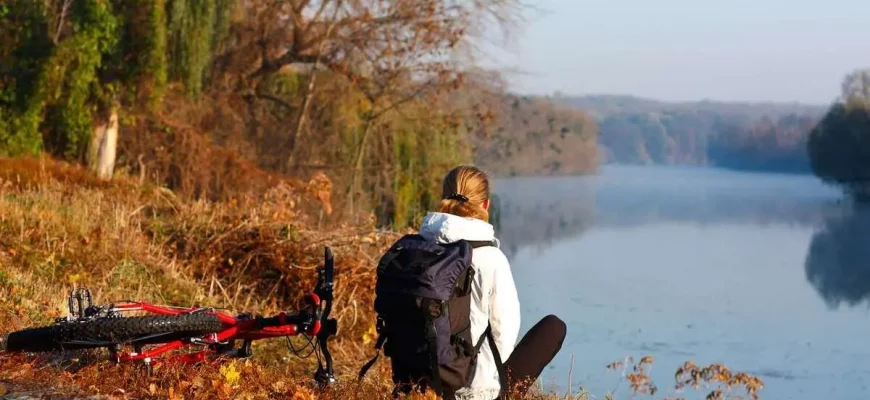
[422,298,446,398]
[357,333,386,381]
[466,240,496,249]
[357,318,386,381]
[473,324,510,400]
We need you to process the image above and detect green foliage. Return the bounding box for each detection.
[116,0,168,108]
[167,0,232,98]
[149,0,168,102]
[808,102,870,201]
[48,0,119,158]
[0,0,120,158]
[55,1,119,157]
[0,0,53,156]
[1,0,176,159]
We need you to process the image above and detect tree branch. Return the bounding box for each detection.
[287,1,345,168]
[53,0,73,44]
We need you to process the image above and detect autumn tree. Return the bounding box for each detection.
[841,68,870,107]
[200,0,524,222]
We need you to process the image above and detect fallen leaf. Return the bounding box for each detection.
[271,380,287,392]
[291,386,315,400]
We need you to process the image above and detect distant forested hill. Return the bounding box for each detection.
[556,95,828,171]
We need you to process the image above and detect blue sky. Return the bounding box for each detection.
[484,0,870,104]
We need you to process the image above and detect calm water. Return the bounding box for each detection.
[493,166,870,400]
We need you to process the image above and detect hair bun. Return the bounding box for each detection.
[446,193,469,202]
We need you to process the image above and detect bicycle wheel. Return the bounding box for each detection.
[2,313,224,352]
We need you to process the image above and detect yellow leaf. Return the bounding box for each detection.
[68,273,82,284]
[362,323,376,346]
[0,384,7,396]
[149,383,157,395]
[220,363,240,386]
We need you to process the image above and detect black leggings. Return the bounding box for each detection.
[502,314,567,396]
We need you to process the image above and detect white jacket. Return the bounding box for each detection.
[418,212,521,400]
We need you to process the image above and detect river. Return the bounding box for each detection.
[493,165,870,400]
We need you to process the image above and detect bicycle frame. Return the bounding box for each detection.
[104,293,322,366]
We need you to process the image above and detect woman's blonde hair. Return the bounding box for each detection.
[436,165,491,222]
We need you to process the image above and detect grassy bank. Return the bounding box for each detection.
[0,158,763,400]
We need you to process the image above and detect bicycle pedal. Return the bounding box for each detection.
[67,287,94,320]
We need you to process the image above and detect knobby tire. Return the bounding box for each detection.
[3,314,224,352]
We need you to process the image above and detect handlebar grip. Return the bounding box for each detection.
[258,312,309,328]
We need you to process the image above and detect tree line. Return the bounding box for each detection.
[560,95,827,170]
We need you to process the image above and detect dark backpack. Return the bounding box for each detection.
[357,234,508,399]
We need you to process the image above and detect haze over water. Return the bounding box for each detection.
[494,166,870,400]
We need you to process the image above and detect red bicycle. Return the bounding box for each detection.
[1,247,339,385]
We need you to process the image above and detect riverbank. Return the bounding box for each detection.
[0,158,764,400]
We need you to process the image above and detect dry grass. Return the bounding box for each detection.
[0,157,763,400]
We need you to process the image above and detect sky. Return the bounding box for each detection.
[483,0,870,104]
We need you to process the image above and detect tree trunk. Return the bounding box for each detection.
[89,106,119,180]
[286,71,319,170]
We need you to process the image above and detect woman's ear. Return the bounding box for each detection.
[483,199,490,211]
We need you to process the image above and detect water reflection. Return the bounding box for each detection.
[805,204,870,309]
[492,168,838,260]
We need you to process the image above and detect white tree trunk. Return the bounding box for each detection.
[89,107,118,180]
